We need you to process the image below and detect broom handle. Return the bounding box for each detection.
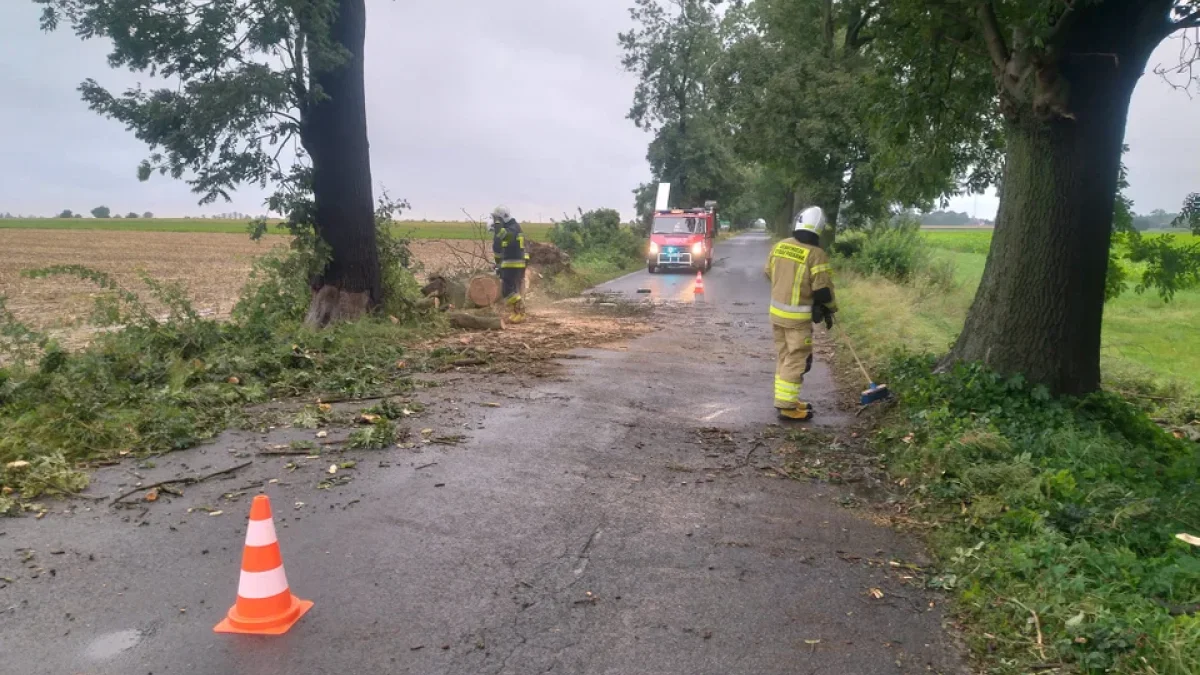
[836,324,874,385]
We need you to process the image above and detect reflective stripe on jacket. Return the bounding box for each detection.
[764,238,835,329]
[492,220,527,269]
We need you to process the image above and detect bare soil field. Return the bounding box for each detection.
[0,229,492,343]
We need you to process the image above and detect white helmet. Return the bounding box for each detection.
[491,205,512,222]
[793,206,826,235]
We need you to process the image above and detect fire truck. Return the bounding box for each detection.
[646,200,717,274]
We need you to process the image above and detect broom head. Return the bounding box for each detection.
[860,383,890,405]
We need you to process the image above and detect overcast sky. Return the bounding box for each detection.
[0,2,1196,221]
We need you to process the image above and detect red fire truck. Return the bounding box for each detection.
[646,201,717,274]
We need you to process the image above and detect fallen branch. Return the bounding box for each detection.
[315,392,408,405]
[110,461,253,506]
[414,462,439,471]
[741,441,764,467]
[1008,598,1048,661]
[766,465,802,481]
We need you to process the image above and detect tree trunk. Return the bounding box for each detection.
[943,38,1148,395]
[819,194,840,249]
[301,0,379,329]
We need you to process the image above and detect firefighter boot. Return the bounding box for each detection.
[777,402,814,421]
[507,296,527,325]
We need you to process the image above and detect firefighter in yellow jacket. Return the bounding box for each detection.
[765,206,836,421]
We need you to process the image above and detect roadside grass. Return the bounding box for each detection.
[542,250,644,298]
[0,218,553,241]
[832,230,1200,674]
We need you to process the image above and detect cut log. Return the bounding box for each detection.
[467,275,502,308]
[447,311,503,331]
[421,274,468,308]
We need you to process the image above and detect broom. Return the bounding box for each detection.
[836,324,890,405]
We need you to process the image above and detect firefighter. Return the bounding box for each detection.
[764,206,836,421]
[491,205,529,324]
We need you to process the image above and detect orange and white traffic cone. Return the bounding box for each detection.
[214,495,313,635]
[693,269,705,294]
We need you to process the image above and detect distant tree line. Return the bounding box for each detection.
[916,208,1185,230]
[918,211,993,227]
[49,208,154,219]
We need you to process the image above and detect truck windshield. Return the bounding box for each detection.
[652,216,705,234]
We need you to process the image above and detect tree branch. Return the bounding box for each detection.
[1045,0,1078,43]
[845,1,879,52]
[1173,16,1200,31]
[976,1,1010,72]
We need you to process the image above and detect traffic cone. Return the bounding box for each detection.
[693,269,705,294]
[214,495,313,635]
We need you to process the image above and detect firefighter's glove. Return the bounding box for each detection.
[812,304,835,330]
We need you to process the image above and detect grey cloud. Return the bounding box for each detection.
[2,2,1196,222]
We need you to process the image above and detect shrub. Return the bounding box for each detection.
[549,208,643,265]
[833,218,956,292]
[853,221,929,283]
[829,230,867,259]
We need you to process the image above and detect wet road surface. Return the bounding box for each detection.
[0,231,963,674]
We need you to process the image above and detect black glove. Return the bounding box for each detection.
[812,304,834,330]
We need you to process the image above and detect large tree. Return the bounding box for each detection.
[719,0,894,239]
[621,0,744,215]
[35,0,379,326]
[871,1,1200,395]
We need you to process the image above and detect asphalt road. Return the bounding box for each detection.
[0,231,963,674]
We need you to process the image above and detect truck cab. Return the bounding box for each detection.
[646,205,716,274]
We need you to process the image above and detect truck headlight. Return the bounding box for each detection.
[691,242,704,255]
[649,242,659,255]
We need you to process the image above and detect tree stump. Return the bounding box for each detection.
[467,275,502,307]
[304,286,372,328]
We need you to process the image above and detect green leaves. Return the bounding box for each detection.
[620,0,742,210]
[33,0,343,206]
[1174,192,1200,234]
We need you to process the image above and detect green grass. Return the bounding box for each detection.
[836,231,1200,392]
[0,218,553,241]
[543,251,643,298]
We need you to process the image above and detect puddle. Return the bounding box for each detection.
[84,629,143,661]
